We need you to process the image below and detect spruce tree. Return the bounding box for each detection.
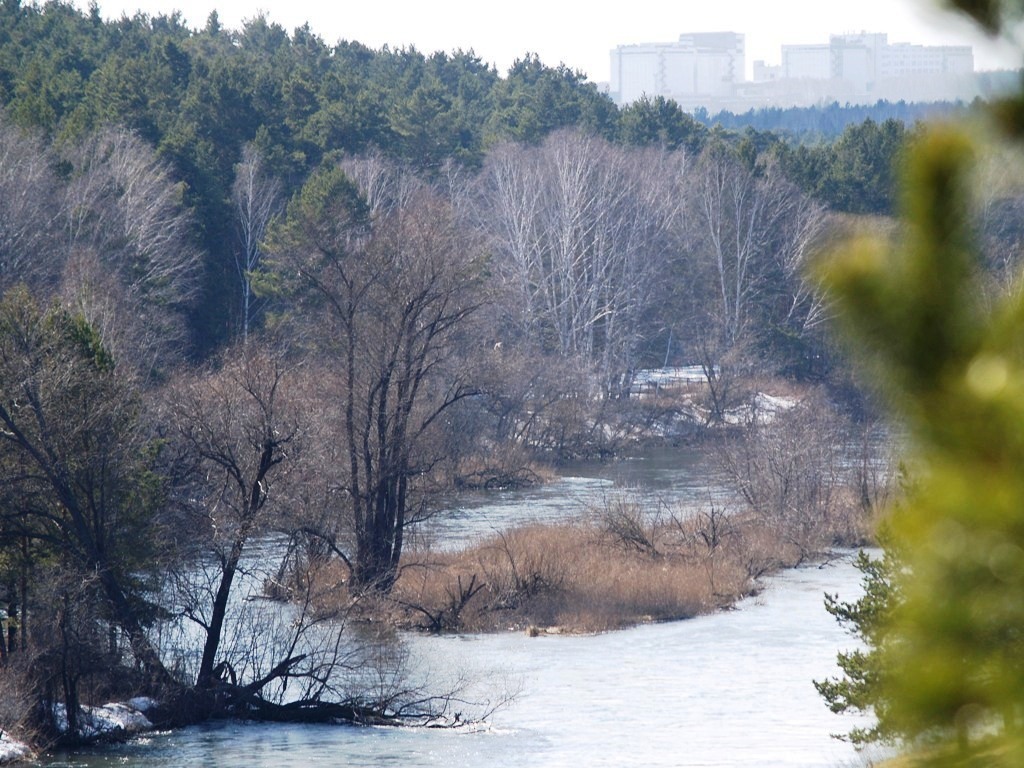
[818,2,1024,757]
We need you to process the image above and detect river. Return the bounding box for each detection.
[424,448,730,550]
[38,449,882,768]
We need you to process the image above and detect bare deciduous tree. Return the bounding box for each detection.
[268,159,481,593]
[0,119,60,293]
[715,393,859,561]
[166,346,300,689]
[680,144,830,419]
[689,144,775,351]
[59,126,201,376]
[232,144,282,342]
[476,130,681,391]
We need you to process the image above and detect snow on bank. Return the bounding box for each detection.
[0,697,160,764]
[628,367,801,427]
[0,733,31,765]
[53,698,156,740]
[628,366,711,395]
[724,392,799,425]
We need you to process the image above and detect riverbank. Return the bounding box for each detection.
[0,735,30,765]
[0,698,158,765]
[313,491,873,635]
[345,385,882,635]
[21,554,877,768]
[7,427,879,763]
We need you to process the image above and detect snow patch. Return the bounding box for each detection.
[126,697,160,715]
[628,366,712,397]
[0,698,158,764]
[724,392,798,425]
[0,733,31,764]
[53,700,154,741]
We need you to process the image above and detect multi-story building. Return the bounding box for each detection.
[610,32,745,108]
[610,31,980,110]
[760,32,975,104]
[780,44,830,81]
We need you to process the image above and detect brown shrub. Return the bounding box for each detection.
[306,477,874,635]
[0,657,43,750]
[388,511,783,633]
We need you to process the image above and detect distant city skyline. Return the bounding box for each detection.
[611,31,985,111]
[72,0,1020,82]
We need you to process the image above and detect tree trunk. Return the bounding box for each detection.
[96,566,177,690]
[196,549,242,687]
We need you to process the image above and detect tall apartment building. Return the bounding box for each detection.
[778,33,972,82]
[609,32,745,107]
[610,31,979,110]
[764,32,974,103]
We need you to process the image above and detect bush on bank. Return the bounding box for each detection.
[311,490,873,635]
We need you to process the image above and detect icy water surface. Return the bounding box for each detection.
[41,555,877,768]
[40,449,878,767]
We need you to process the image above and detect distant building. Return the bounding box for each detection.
[766,33,974,100]
[611,30,981,111]
[610,32,744,108]
[780,43,831,81]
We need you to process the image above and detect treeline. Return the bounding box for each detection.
[0,1,613,351]
[697,99,967,139]
[0,1,931,355]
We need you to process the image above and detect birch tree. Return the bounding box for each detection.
[59,126,201,376]
[689,143,781,351]
[682,143,829,416]
[232,143,281,342]
[0,119,60,293]
[477,130,680,390]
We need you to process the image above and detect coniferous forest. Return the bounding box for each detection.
[0,0,921,351]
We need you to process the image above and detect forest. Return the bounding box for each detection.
[0,0,1022,760]
[0,0,918,359]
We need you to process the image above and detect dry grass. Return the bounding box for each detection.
[384,517,750,633]
[312,489,870,635]
[305,470,874,635]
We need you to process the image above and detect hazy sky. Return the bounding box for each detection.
[75,0,1021,81]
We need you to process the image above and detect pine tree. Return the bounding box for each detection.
[817,0,1024,755]
[815,541,902,744]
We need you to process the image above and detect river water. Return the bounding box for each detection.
[38,449,881,768]
[424,448,730,550]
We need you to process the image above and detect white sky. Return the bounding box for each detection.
[76,0,1021,81]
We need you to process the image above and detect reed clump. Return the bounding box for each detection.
[370,491,870,634]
